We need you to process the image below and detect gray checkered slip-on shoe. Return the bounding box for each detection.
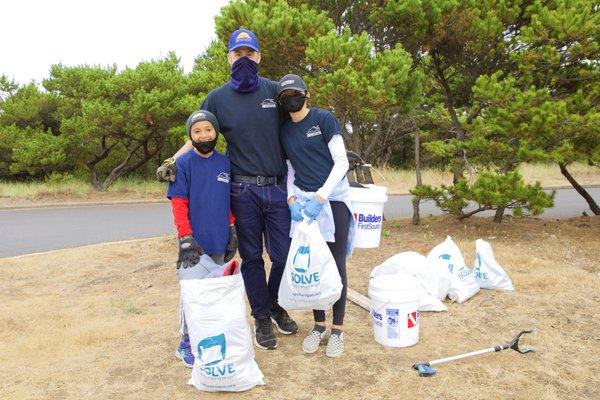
[326,332,344,358]
[302,329,326,354]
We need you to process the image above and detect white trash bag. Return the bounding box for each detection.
[427,236,479,303]
[278,219,342,310]
[475,239,515,290]
[370,251,449,312]
[181,273,265,392]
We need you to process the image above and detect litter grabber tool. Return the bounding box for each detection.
[412,330,535,377]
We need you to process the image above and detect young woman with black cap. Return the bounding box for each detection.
[277,74,355,357]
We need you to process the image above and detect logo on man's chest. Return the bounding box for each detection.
[261,98,277,108]
[217,172,230,183]
[306,126,322,138]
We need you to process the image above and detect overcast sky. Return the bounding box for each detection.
[2,0,231,84]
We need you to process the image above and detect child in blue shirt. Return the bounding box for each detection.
[167,110,233,368]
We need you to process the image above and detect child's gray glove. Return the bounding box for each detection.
[156,157,176,182]
[177,235,204,269]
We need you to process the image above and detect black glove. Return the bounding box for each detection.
[224,226,238,262]
[156,157,176,182]
[177,235,204,269]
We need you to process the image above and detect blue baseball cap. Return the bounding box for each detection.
[228,28,260,52]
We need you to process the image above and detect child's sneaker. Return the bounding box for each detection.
[302,328,326,354]
[326,331,344,358]
[175,337,195,368]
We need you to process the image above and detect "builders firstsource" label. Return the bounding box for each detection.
[354,213,382,230]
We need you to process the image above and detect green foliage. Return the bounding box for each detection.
[10,128,69,176]
[0,125,25,176]
[305,28,422,158]
[215,0,334,79]
[412,171,554,219]
[214,0,422,162]
[190,41,230,96]
[49,54,192,189]
[0,75,19,104]
[0,0,597,214]
[0,81,65,177]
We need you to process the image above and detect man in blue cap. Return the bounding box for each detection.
[157,28,298,350]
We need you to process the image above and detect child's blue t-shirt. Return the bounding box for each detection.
[167,150,230,254]
[280,107,342,192]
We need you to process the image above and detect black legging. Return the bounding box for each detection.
[313,201,350,326]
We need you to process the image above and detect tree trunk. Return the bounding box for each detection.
[86,135,116,191]
[493,207,505,223]
[349,117,363,156]
[559,162,600,215]
[88,166,102,191]
[412,122,422,225]
[359,165,374,184]
[432,55,467,184]
[412,198,421,225]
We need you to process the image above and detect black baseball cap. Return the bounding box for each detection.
[277,74,308,98]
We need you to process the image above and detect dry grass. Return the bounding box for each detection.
[372,162,600,194]
[0,176,167,208]
[1,163,598,208]
[0,216,599,399]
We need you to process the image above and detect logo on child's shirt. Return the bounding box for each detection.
[261,98,277,108]
[217,172,230,183]
[306,125,322,137]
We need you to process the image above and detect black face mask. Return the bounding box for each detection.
[279,94,306,113]
[192,137,218,154]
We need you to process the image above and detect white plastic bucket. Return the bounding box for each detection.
[349,185,388,248]
[368,274,420,347]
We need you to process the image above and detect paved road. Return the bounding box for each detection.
[1,187,598,258]
[385,187,600,220]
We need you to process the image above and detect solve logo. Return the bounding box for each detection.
[261,98,276,108]
[306,125,322,137]
[293,246,310,273]
[439,253,454,272]
[474,252,489,280]
[217,172,230,183]
[290,245,320,286]
[197,333,236,377]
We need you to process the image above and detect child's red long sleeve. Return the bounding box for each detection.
[229,211,235,226]
[171,197,193,237]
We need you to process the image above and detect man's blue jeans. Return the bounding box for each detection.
[230,181,291,319]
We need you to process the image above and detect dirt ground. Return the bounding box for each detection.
[0,216,598,399]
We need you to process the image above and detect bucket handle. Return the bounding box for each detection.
[370,294,422,316]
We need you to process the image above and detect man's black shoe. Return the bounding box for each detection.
[254,317,277,350]
[271,309,299,335]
